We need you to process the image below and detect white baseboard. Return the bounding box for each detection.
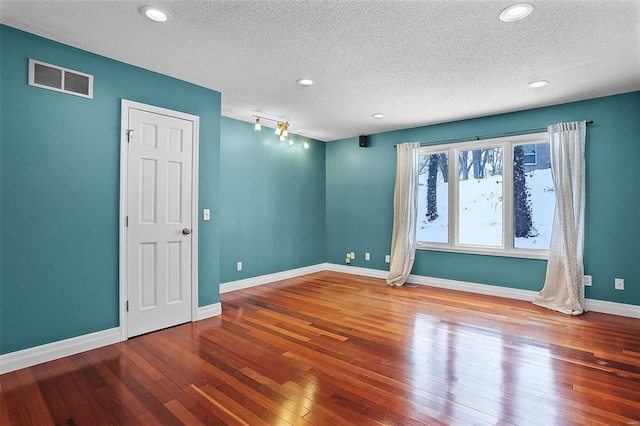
[406,273,540,302]
[0,327,121,375]
[324,263,639,319]
[220,263,325,294]
[585,298,640,319]
[196,302,222,320]
[324,263,389,279]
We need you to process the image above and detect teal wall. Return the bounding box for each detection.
[0,26,221,354]
[327,92,640,306]
[219,118,326,283]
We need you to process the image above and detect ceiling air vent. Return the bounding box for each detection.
[28,59,93,99]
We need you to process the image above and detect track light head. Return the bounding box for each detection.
[253,116,308,150]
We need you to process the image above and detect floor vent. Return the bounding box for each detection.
[28,59,93,99]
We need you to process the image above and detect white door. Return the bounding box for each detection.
[126,106,194,338]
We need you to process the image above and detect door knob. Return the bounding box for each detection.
[182,228,191,235]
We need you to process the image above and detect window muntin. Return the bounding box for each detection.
[416,133,551,259]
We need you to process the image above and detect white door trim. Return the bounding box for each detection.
[119,99,200,341]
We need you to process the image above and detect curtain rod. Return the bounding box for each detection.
[392,120,594,148]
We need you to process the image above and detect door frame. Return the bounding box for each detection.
[119,99,200,341]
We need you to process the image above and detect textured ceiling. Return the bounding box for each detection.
[2,0,639,141]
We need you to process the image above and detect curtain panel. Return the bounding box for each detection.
[387,143,420,286]
[534,121,587,315]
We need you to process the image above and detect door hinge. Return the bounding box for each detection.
[125,216,128,227]
[126,129,133,143]
[126,300,129,312]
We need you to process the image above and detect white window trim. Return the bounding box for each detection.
[416,132,550,260]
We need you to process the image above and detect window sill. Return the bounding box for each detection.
[416,243,549,260]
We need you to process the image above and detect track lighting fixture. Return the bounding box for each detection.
[273,121,290,139]
[253,115,310,150]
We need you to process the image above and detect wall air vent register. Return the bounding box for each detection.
[28,59,93,99]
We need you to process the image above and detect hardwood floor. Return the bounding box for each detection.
[2,271,639,425]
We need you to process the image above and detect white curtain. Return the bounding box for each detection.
[534,121,587,315]
[387,143,420,286]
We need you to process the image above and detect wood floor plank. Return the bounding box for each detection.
[164,399,206,426]
[2,271,639,424]
[28,363,72,425]
[157,377,228,425]
[76,349,149,418]
[44,358,107,424]
[190,383,270,426]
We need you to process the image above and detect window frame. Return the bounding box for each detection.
[416,132,550,260]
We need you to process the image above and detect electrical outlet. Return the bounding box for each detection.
[584,275,592,287]
[365,253,370,261]
[351,251,355,259]
[237,261,242,271]
[614,278,624,290]
[385,254,390,263]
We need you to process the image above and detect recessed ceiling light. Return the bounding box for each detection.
[371,113,384,119]
[527,80,549,88]
[140,6,170,22]
[297,78,314,86]
[499,3,533,22]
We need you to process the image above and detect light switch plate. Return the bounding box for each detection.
[203,209,210,221]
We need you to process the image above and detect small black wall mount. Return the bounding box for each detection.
[359,135,368,148]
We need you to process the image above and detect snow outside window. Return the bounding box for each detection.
[416,132,554,259]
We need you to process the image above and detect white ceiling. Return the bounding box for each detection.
[2,0,639,141]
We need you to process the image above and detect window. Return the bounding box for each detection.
[416,133,554,259]
[417,153,449,243]
[522,144,537,165]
